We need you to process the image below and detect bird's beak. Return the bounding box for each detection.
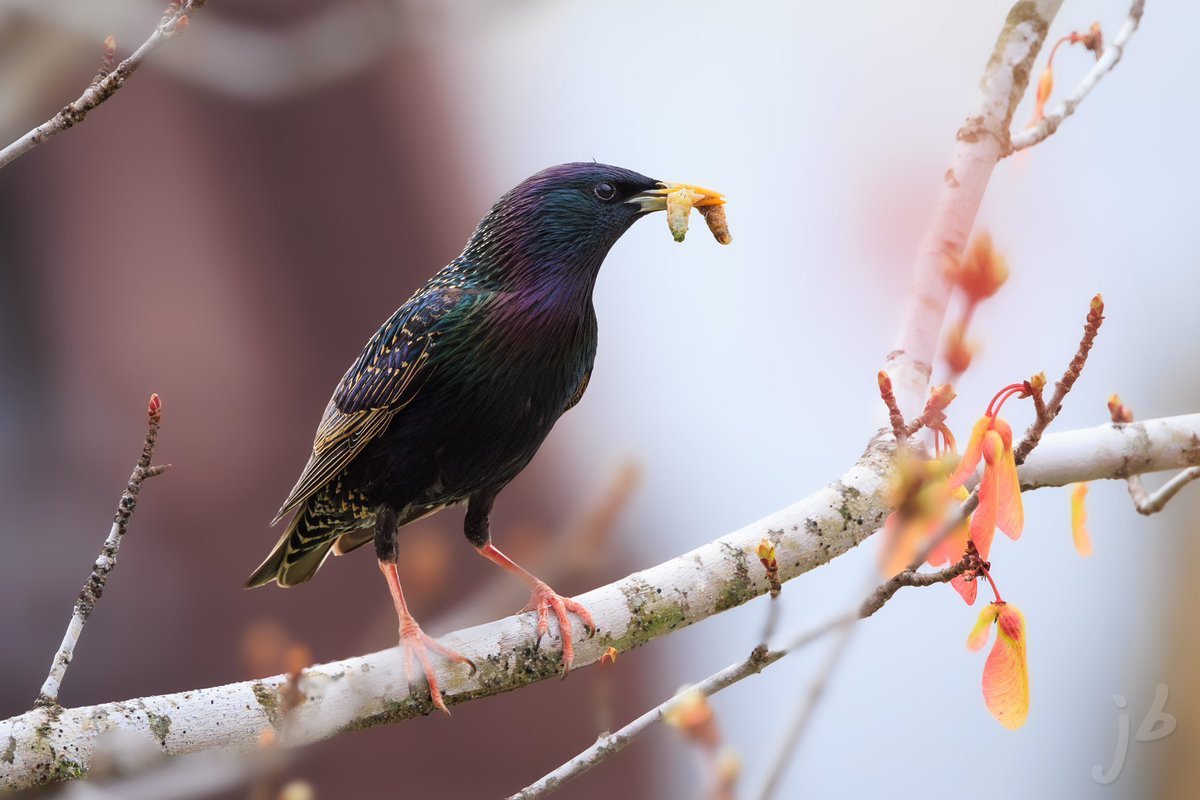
[627,181,726,213]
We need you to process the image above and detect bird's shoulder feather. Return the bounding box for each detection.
[273,281,490,523]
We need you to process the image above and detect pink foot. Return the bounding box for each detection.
[521,581,596,676]
[398,616,475,714]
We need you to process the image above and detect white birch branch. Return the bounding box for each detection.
[1126,467,1200,515]
[3,415,1198,790]
[0,0,203,172]
[1016,414,1200,489]
[884,0,1064,418]
[1008,0,1145,154]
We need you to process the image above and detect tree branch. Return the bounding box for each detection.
[0,0,203,172]
[4,414,1199,790]
[1126,467,1200,515]
[883,0,1064,418]
[1008,0,1145,154]
[36,395,167,708]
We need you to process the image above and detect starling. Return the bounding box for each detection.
[247,163,725,711]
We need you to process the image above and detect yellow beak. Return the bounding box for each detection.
[627,181,726,213]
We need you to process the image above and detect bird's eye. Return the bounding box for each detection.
[593,182,617,201]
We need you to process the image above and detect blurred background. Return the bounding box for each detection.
[1,0,1198,797]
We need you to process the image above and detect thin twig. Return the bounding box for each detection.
[1008,0,1145,154]
[0,1,204,172]
[1013,294,1104,464]
[36,394,168,707]
[756,539,783,645]
[878,371,908,445]
[751,555,973,800]
[1126,468,1200,515]
[860,557,973,618]
[507,648,781,800]
[755,621,856,800]
[510,555,970,800]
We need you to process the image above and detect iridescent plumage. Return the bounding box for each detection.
[248,164,663,589]
[246,163,720,710]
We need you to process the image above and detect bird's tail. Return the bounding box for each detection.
[245,501,371,588]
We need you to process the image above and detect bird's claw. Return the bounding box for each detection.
[397,619,474,714]
[521,581,595,677]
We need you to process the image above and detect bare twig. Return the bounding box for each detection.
[1013,294,1104,464]
[751,553,973,800]
[507,647,781,800]
[36,394,168,707]
[754,621,856,800]
[1103,395,1199,516]
[512,553,972,800]
[0,1,204,171]
[756,539,783,645]
[1008,0,1145,154]
[860,556,973,619]
[877,371,908,445]
[1126,468,1200,515]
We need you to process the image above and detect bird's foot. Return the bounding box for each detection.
[397,616,475,715]
[520,581,595,676]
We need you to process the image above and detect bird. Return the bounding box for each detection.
[246,162,725,712]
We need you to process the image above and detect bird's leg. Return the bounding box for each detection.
[466,494,595,676]
[375,509,473,714]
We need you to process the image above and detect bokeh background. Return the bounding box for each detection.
[2,0,1198,798]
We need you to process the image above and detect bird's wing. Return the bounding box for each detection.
[272,285,484,524]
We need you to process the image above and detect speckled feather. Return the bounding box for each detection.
[248,163,661,588]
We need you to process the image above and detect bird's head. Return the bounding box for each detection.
[460,162,723,287]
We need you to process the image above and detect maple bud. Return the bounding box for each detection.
[1107,393,1133,424]
[756,538,776,566]
[949,232,1009,303]
[943,322,974,374]
[927,383,957,412]
[101,36,117,74]
[664,687,717,746]
[148,392,162,422]
[1082,22,1104,59]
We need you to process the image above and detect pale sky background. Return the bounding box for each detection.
[438,1,1199,797]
